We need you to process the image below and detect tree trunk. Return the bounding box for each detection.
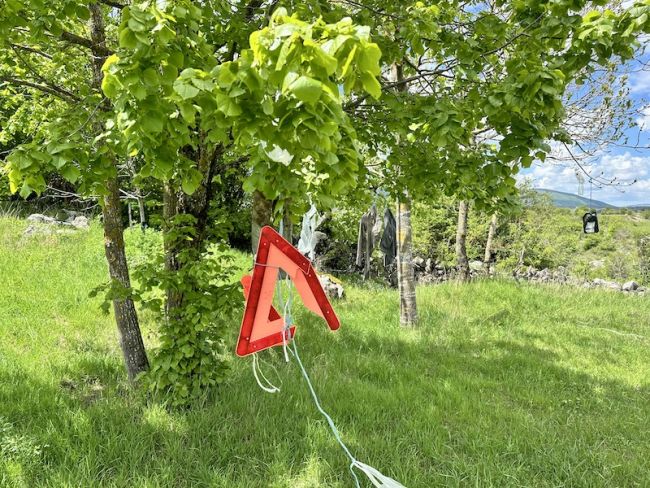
[163,182,182,317]
[392,62,417,326]
[484,212,498,264]
[251,190,273,253]
[137,192,146,230]
[397,196,418,327]
[363,211,372,281]
[163,142,223,318]
[89,3,148,380]
[456,200,470,282]
[102,178,150,380]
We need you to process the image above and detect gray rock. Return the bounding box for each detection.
[622,281,639,292]
[412,256,425,269]
[592,278,621,290]
[27,213,60,225]
[70,215,90,229]
[469,260,484,271]
[318,275,345,299]
[24,213,88,236]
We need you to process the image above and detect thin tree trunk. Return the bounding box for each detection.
[127,201,133,227]
[397,196,418,327]
[456,200,470,282]
[137,192,146,230]
[163,182,182,317]
[251,190,273,252]
[392,61,418,326]
[281,205,293,243]
[102,178,150,380]
[484,212,498,264]
[89,3,148,380]
[363,213,372,281]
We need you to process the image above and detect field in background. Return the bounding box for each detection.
[1,217,650,487]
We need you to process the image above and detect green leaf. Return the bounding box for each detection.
[161,64,178,84]
[358,43,381,75]
[168,51,184,68]
[341,45,358,78]
[174,81,200,100]
[143,68,159,86]
[76,6,90,20]
[360,71,381,99]
[215,93,242,116]
[289,76,323,104]
[119,29,138,49]
[61,165,80,183]
[181,169,203,194]
[142,116,164,135]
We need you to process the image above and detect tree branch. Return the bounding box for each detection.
[98,0,127,8]
[10,45,81,102]
[60,30,113,56]
[0,76,80,102]
[9,44,53,60]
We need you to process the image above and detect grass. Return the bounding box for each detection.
[1,216,650,487]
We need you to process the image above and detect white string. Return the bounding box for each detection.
[249,223,406,487]
[251,353,280,393]
[288,338,406,488]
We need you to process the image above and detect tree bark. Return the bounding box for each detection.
[163,142,223,318]
[137,192,146,230]
[251,190,273,253]
[456,200,470,282]
[484,212,498,264]
[89,3,148,380]
[391,62,418,326]
[397,196,418,327]
[102,178,150,380]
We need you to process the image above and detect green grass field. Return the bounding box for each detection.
[1,217,650,487]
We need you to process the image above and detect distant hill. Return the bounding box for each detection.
[534,188,617,209]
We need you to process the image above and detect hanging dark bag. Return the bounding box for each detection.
[583,211,599,234]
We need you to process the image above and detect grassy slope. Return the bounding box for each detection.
[1,217,649,487]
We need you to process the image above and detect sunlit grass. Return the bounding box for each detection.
[1,217,649,487]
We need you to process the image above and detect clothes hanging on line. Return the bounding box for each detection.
[379,208,397,266]
[356,204,377,268]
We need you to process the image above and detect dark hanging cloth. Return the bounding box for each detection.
[583,211,599,234]
[356,205,377,268]
[380,208,397,266]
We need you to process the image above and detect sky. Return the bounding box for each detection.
[519,52,650,207]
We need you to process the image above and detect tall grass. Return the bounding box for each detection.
[1,217,649,487]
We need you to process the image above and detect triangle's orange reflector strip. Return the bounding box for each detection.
[236,226,340,357]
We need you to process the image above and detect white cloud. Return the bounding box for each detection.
[630,69,650,95]
[637,105,650,131]
[520,151,650,206]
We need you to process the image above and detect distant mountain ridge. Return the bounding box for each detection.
[534,188,614,209]
[531,188,650,209]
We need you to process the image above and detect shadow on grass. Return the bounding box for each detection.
[1,311,649,487]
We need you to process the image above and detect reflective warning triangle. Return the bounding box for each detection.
[236,226,340,357]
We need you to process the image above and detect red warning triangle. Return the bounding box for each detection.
[237,226,340,357]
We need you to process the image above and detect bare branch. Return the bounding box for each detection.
[0,76,80,102]
[9,44,53,60]
[98,0,127,8]
[60,30,113,57]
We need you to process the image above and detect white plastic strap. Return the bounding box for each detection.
[251,354,280,394]
[288,338,406,488]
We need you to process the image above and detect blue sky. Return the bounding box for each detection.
[519,51,650,206]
